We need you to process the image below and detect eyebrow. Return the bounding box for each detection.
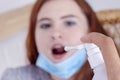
[37,15,79,23]
[38,18,51,22]
[61,15,79,19]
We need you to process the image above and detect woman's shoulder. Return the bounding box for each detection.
[1,65,51,80]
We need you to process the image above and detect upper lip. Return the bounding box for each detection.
[51,43,65,49]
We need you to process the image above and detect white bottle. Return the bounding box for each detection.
[65,43,108,80]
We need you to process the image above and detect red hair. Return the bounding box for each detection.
[26,0,108,79]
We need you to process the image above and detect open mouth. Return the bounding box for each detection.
[51,44,67,60]
[52,46,66,55]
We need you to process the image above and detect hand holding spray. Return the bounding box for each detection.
[64,43,107,80]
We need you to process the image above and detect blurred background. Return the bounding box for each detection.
[0,0,120,78]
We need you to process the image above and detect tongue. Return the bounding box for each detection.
[52,47,66,55]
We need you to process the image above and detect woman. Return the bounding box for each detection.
[1,0,120,80]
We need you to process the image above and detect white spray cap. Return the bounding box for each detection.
[64,44,84,51]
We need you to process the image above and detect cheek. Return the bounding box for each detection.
[66,33,83,45]
[35,31,49,53]
[35,35,42,52]
[65,27,88,45]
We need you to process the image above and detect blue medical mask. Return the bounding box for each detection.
[36,48,87,79]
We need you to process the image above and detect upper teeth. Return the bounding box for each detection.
[54,45,62,48]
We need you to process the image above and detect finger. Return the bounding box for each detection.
[81,32,109,47]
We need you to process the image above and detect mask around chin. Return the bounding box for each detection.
[36,48,87,79]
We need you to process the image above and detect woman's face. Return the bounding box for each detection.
[35,0,89,63]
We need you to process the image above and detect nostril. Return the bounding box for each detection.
[51,32,62,40]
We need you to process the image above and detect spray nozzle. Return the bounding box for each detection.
[64,43,98,51]
[64,44,84,51]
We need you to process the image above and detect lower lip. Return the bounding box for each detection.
[52,53,66,60]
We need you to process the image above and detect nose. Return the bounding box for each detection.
[51,29,62,40]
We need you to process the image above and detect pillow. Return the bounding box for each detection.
[0,29,29,78]
[96,10,120,55]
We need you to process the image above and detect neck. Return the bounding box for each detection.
[50,75,75,80]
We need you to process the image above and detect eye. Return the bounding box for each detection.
[65,21,76,27]
[40,23,51,29]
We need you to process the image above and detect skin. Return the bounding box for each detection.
[35,0,88,63]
